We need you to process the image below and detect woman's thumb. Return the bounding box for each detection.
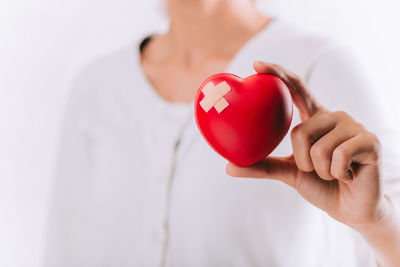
[226,156,297,187]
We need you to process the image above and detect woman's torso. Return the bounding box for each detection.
[44,20,377,267]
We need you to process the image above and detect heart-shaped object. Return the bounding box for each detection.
[194,73,293,166]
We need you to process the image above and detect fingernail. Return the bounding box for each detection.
[345,170,353,180]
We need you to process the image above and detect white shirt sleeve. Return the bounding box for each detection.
[44,69,94,265]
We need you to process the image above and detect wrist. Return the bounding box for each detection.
[352,195,395,234]
[351,195,400,267]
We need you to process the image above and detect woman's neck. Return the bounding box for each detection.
[163,0,270,66]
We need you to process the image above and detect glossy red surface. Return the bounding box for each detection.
[194,73,293,166]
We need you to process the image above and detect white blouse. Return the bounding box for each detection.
[44,19,400,267]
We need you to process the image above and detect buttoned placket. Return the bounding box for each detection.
[153,105,194,267]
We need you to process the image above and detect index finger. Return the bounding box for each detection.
[253,61,325,120]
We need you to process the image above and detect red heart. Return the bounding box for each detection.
[194,73,293,166]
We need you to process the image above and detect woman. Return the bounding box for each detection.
[44,0,400,266]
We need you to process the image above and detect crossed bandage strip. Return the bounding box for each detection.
[199,81,232,113]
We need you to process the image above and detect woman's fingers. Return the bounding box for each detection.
[290,111,337,173]
[330,132,381,181]
[309,117,364,181]
[289,109,367,182]
[226,156,298,187]
[253,61,325,120]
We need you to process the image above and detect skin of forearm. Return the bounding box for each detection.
[354,195,400,267]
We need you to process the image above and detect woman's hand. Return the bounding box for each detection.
[227,61,400,267]
[226,61,390,229]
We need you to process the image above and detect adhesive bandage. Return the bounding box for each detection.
[199,81,231,113]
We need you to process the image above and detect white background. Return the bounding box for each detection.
[0,0,399,266]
